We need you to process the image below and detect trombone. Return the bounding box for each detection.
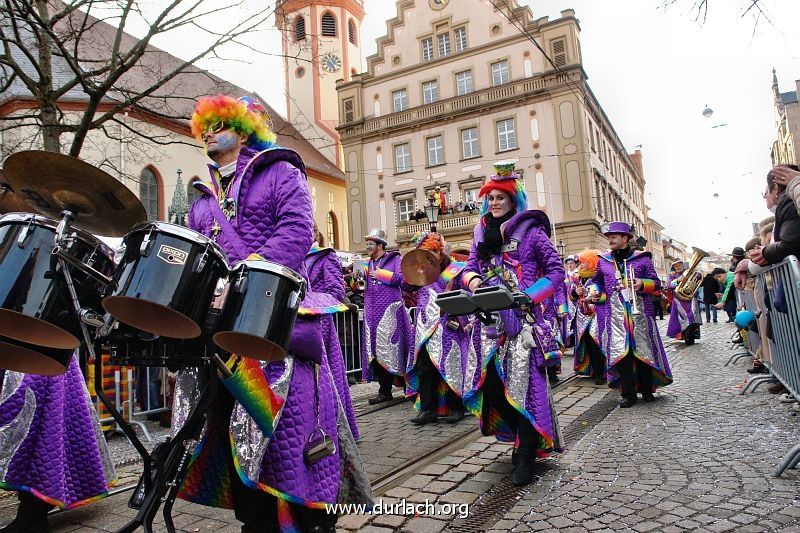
[623,259,642,316]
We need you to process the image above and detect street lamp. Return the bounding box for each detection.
[557,239,566,259]
[424,195,439,232]
[635,236,647,251]
[702,105,713,118]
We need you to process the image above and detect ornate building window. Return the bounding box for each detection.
[461,127,480,159]
[426,135,444,166]
[392,89,408,112]
[139,166,161,221]
[421,37,434,62]
[321,12,336,37]
[454,27,468,52]
[491,60,510,86]
[422,80,439,104]
[326,211,339,248]
[394,143,411,173]
[455,70,473,96]
[437,32,451,57]
[496,118,517,152]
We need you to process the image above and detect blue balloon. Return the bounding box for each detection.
[735,310,756,328]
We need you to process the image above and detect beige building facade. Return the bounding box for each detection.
[336,0,646,255]
[771,69,800,166]
[645,215,667,282]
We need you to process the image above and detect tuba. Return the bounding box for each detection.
[675,247,709,301]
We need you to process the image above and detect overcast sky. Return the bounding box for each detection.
[175,0,800,255]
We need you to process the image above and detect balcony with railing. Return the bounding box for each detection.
[395,213,480,243]
[339,71,578,140]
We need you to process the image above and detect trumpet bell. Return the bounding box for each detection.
[401,249,440,286]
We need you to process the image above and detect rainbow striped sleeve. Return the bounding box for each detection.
[639,278,658,294]
[220,357,284,437]
[440,261,466,284]
[523,278,555,304]
[374,268,394,284]
[462,272,482,290]
[557,303,569,315]
[588,283,607,304]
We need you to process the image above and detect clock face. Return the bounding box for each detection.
[429,0,450,10]
[320,52,342,73]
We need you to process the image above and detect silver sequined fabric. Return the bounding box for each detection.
[376,301,405,375]
[0,386,35,479]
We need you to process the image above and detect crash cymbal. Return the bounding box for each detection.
[3,150,146,237]
[401,248,441,286]
[0,181,36,214]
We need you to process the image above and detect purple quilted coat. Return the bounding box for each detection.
[591,251,673,391]
[304,247,359,440]
[666,271,702,339]
[175,147,371,510]
[360,251,411,384]
[462,210,564,456]
[0,356,116,508]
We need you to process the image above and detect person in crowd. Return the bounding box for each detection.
[651,289,665,320]
[359,228,411,405]
[404,234,469,425]
[461,160,564,486]
[562,255,579,350]
[304,226,359,440]
[715,248,741,323]
[589,222,673,408]
[571,249,606,385]
[700,271,720,323]
[713,267,735,323]
[666,260,703,345]
[750,165,800,267]
[177,94,371,532]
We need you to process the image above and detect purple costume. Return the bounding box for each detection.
[360,251,411,384]
[462,210,564,455]
[571,277,604,376]
[591,251,673,391]
[666,271,702,339]
[405,263,471,414]
[173,147,371,512]
[0,356,116,508]
[304,246,359,439]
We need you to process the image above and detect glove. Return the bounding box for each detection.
[521,325,535,351]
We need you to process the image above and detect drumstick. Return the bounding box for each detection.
[213,354,233,378]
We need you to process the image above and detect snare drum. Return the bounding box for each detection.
[0,213,114,355]
[213,260,305,361]
[103,222,228,339]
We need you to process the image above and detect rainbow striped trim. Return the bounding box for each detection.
[246,252,266,261]
[440,261,466,284]
[374,268,394,284]
[298,303,349,316]
[523,278,555,304]
[639,278,657,294]
[0,483,110,511]
[220,357,284,436]
[544,349,561,362]
[557,303,569,315]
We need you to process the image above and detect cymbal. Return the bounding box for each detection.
[0,181,36,214]
[2,151,147,237]
[401,248,441,286]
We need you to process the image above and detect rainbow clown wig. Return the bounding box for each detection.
[576,248,601,279]
[191,95,276,151]
[411,230,445,254]
[478,159,528,216]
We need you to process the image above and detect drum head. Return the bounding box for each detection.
[0,309,80,349]
[102,296,202,339]
[212,331,286,362]
[0,337,71,376]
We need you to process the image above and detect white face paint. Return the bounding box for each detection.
[365,239,381,258]
[486,189,513,218]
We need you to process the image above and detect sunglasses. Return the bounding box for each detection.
[203,121,228,135]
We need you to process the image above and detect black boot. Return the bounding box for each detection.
[512,419,539,486]
[619,396,636,408]
[0,493,53,533]
[410,410,438,425]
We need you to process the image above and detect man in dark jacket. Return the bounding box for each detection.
[700,272,720,323]
[750,165,800,267]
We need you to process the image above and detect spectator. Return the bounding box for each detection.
[712,267,733,322]
[700,271,720,323]
[750,164,800,267]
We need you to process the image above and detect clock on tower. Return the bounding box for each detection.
[320,51,342,73]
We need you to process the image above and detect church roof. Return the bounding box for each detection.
[780,91,798,105]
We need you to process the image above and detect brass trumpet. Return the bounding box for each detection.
[624,259,641,316]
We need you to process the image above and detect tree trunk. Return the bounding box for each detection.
[39,100,62,153]
[33,0,61,154]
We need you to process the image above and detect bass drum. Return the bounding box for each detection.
[0,214,114,374]
[103,222,229,339]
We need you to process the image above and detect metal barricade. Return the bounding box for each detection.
[333,306,364,379]
[750,255,800,477]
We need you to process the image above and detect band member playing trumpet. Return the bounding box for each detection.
[177,94,371,532]
[590,222,673,408]
[462,160,564,486]
[360,228,411,405]
[403,233,469,425]
[666,260,703,345]
[571,249,606,385]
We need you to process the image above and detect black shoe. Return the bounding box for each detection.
[548,374,560,386]
[725,319,734,323]
[713,320,718,323]
[747,365,768,374]
[619,396,636,408]
[368,393,392,405]
[512,421,538,486]
[410,410,437,425]
[0,495,52,533]
[444,409,465,423]
[641,392,655,402]
[593,375,606,385]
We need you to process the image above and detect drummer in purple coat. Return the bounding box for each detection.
[303,228,359,440]
[359,228,411,405]
[403,233,469,425]
[176,95,371,532]
[666,260,702,345]
[461,160,564,486]
[588,222,673,408]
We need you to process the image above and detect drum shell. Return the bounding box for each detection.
[0,214,114,349]
[102,320,209,369]
[104,223,228,339]
[214,262,304,360]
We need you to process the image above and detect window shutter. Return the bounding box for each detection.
[321,13,336,37]
[551,38,567,68]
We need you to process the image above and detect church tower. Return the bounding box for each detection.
[276,0,365,170]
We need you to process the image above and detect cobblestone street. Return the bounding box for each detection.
[1,321,798,532]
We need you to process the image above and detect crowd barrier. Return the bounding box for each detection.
[333,306,365,378]
[733,255,800,477]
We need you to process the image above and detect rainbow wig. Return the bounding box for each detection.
[191,95,276,151]
[478,177,528,217]
[576,248,601,279]
[412,231,445,254]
